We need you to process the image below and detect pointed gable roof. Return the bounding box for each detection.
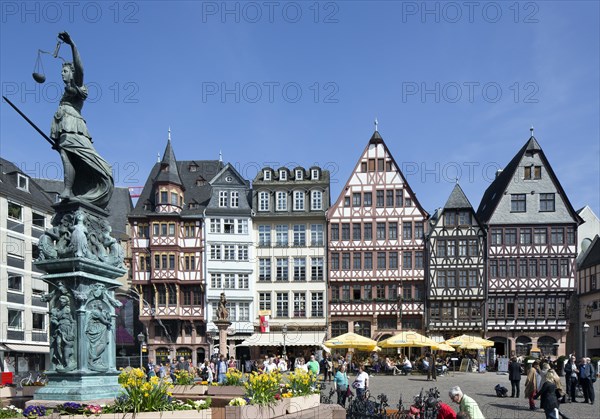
[444,183,473,210]
[578,235,600,270]
[476,134,582,224]
[155,139,183,187]
[209,163,250,188]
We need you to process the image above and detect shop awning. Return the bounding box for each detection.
[239,331,325,347]
[5,344,49,353]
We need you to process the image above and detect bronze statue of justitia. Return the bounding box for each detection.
[51,32,114,209]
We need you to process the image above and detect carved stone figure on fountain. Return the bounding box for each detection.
[217,292,229,320]
[85,300,112,371]
[46,292,77,372]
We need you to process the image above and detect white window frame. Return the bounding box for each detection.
[276,191,287,211]
[230,191,239,208]
[259,191,270,211]
[311,190,323,211]
[311,169,319,180]
[17,174,29,192]
[8,309,23,330]
[263,170,272,181]
[279,170,287,181]
[219,191,228,207]
[293,190,305,211]
[295,169,303,180]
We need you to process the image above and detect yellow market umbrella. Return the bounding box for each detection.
[444,334,494,348]
[459,342,484,350]
[431,342,455,352]
[379,331,438,348]
[324,332,378,351]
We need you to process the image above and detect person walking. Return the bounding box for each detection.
[333,364,349,407]
[525,361,540,410]
[534,369,568,419]
[563,355,579,402]
[353,364,369,400]
[449,386,484,419]
[508,356,522,398]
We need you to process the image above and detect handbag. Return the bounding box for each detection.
[352,380,360,389]
[346,387,352,397]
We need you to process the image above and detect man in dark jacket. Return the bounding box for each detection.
[563,356,578,402]
[508,356,522,398]
[579,357,595,404]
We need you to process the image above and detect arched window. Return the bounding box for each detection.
[515,336,531,357]
[331,321,348,337]
[537,336,558,356]
[354,321,371,338]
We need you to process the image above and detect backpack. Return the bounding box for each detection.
[495,384,508,397]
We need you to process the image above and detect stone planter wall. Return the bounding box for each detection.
[225,400,287,419]
[172,384,208,395]
[50,409,212,419]
[0,387,16,398]
[286,394,321,414]
[206,385,245,396]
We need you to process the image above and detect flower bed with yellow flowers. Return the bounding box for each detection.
[244,370,281,406]
[223,368,244,386]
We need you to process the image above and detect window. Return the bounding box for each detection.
[276,191,287,211]
[293,191,305,211]
[238,274,249,289]
[386,190,393,207]
[8,273,23,291]
[376,190,384,207]
[258,225,271,246]
[17,173,29,191]
[363,192,372,207]
[519,260,528,277]
[311,292,324,317]
[520,228,532,245]
[293,224,306,246]
[363,223,372,240]
[259,293,271,310]
[330,224,339,241]
[567,227,575,245]
[230,191,239,208]
[403,222,412,240]
[468,270,478,287]
[534,228,547,244]
[377,252,386,269]
[276,225,288,246]
[263,169,272,180]
[415,251,424,269]
[551,227,564,244]
[388,222,397,240]
[437,240,446,257]
[311,257,324,281]
[311,190,323,210]
[560,259,569,276]
[182,254,195,271]
[491,229,502,245]
[352,223,361,241]
[459,270,468,287]
[294,258,306,281]
[376,223,386,240]
[341,223,350,240]
[505,228,517,245]
[32,312,45,330]
[8,309,23,330]
[8,202,22,221]
[311,169,319,180]
[403,284,412,300]
[352,193,361,207]
[32,212,45,229]
[403,251,412,269]
[237,219,248,234]
[414,222,424,239]
[353,252,362,270]
[276,292,289,317]
[295,169,304,180]
[311,224,324,246]
[459,211,471,226]
[293,292,306,317]
[219,191,228,207]
[540,193,555,212]
[364,252,372,269]
[170,192,178,206]
[276,258,288,281]
[342,253,350,270]
[468,239,478,256]
[377,285,386,300]
[279,170,287,181]
[389,252,398,269]
[223,273,236,288]
[237,245,249,261]
[511,194,526,212]
[223,245,236,260]
[458,240,467,256]
[168,223,176,236]
[524,165,542,179]
[239,303,250,321]
[223,218,235,234]
[342,285,350,301]
[446,240,456,257]
[259,258,271,281]
[259,191,270,211]
[331,253,339,270]
[395,190,403,207]
[331,321,348,337]
[499,260,507,277]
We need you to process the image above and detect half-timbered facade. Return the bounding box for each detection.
[426,184,486,339]
[129,134,222,365]
[477,132,582,357]
[328,130,428,340]
[247,166,330,358]
[204,163,254,356]
[577,235,600,357]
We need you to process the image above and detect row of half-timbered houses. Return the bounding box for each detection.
[127,127,583,363]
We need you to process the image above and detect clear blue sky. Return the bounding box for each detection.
[1,1,598,216]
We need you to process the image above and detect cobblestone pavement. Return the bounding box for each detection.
[321,371,599,419]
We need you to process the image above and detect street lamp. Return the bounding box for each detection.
[282,324,288,356]
[583,323,590,357]
[137,332,145,369]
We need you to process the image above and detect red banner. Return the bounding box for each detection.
[260,315,270,333]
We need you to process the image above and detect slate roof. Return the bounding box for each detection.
[131,159,224,217]
[155,139,183,187]
[0,158,54,212]
[34,178,133,239]
[578,235,600,270]
[476,135,582,224]
[444,183,473,209]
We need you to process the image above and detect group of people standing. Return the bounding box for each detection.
[508,354,597,419]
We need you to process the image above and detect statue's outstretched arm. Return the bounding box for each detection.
[58,32,83,86]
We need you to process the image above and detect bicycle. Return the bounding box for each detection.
[19,371,47,388]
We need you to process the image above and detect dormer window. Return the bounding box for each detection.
[17,174,29,192]
[189,164,198,172]
[311,169,319,180]
[295,170,303,180]
[279,170,287,181]
[263,170,272,181]
[160,191,168,203]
